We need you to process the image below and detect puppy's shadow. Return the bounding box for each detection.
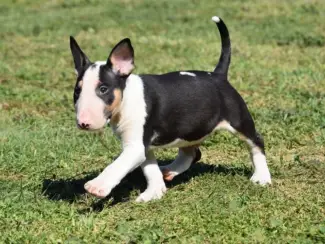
[42,160,251,212]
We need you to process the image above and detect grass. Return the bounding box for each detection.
[1,0,325,242]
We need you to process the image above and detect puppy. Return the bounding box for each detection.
[69,16,271,202]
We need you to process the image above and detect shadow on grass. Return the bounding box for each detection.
[42,160,251,212]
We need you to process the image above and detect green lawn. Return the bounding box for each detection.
[1,0,325,243]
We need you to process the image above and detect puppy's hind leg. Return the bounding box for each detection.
[160,146,201,181]
[216,118,271,185]
[246,131,271,185]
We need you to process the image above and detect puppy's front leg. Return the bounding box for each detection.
[85,144,146,198]
[136,150,167,202]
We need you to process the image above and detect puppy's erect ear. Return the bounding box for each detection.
[107,38,134,76]
[70,36,91,76]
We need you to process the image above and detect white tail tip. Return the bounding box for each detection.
[212,16,220,23]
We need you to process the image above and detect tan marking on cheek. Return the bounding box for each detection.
[106,89,122,124]
[110,112,121,126]
[107,89,122,112]
[78,80,83,88]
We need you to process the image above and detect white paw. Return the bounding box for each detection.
[84,177,113,199]
[135,183,167,202]
[250,171,272,185]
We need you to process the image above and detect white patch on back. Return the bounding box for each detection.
[180,71,196,77]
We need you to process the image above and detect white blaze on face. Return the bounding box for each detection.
[76,62,107,130]
[180,71,196,77]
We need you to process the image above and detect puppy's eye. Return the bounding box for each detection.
[99,86,109,95]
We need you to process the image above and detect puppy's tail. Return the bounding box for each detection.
[211,16,231,76]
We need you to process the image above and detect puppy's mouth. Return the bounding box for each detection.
[75,113,111,131]
[77,123,105,131]
[106,115,111,125]
[105,111,112,125]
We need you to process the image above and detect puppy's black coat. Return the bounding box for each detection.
[139,19,263,154]
[69,16,271,201]
[141,71,261,148]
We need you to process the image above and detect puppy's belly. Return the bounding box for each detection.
[149,136,206,149]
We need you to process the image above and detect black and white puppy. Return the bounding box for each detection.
[70,16,271,202]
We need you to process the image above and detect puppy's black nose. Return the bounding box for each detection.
[78,123,90,130]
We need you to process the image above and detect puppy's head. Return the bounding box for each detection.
[70,37,134,130]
